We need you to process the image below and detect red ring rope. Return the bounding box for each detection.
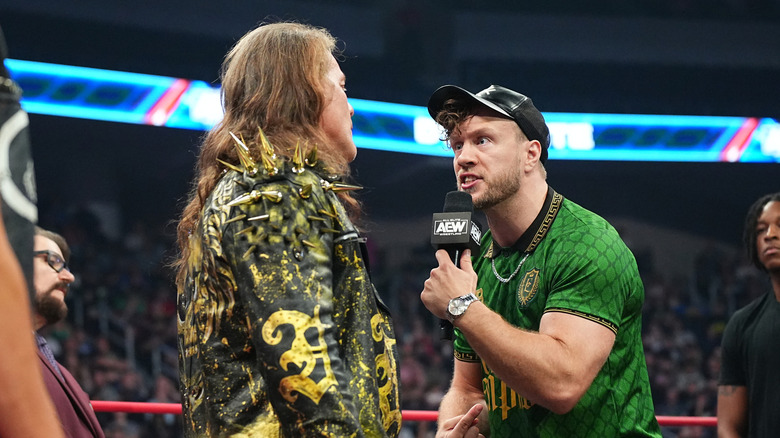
[90,401,717,427]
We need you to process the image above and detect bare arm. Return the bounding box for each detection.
[436,360,489,438]
[717,385,747,438]
[458,302,613,414]
[0,205,65,438]
[422,249,614,414]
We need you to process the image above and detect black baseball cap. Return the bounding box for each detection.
[427,84,550,163]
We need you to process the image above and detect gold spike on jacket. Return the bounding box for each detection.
[177,156,401,437]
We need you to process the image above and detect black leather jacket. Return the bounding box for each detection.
[178,159,401,437]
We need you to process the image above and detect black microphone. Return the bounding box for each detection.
[431,191,482,340]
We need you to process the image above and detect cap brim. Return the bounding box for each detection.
[427,85,513,120]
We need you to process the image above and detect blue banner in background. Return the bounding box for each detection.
[6,58,779,163]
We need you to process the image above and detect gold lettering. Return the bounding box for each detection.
[481,362,535,420]
[498,380,513,420]
[483,374,496,412]
[261,306,337,405]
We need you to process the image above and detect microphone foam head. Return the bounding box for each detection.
[443,191,473,213]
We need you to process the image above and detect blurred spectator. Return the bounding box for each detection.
[143,375,181,438]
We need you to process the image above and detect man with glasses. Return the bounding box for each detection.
[33,226,105,438]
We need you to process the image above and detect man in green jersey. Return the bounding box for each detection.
[420,84,661,437]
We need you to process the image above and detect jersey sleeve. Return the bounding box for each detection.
[453,327,480,362]
[543,222,631,333]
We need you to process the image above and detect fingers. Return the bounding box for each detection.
[434,248,455,267]
[424,249,477,320]
[437,417,478,438]
[450,403,483,437]
[433,249,473,271]
[459,249,473,273]
[462,403,483,426]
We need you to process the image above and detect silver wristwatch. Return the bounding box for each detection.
[446,293,479,322]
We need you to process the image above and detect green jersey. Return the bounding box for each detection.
[454,188,661,437]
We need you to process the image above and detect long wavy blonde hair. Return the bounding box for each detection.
[175,22,360,285]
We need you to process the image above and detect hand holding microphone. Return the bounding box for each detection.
[427,191,482,340]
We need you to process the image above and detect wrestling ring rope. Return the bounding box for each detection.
[90,401,717,427]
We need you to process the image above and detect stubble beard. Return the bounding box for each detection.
[469,165,523,211]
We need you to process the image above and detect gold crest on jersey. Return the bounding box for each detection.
[517,268,540,307]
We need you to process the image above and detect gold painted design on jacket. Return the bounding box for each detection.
[372,313,402,432]
[261,306,337,404]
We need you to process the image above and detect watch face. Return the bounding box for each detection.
[448,297,467,316]
[447,293,476,321]
[452,299,468,315]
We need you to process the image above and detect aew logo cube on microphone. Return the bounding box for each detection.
[431,191,482,268]
[433,216,469,236]
[431,214,481,254]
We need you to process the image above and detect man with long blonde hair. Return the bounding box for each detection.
[175,22,401,437]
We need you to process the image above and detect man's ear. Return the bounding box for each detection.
[525,139,543,169]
